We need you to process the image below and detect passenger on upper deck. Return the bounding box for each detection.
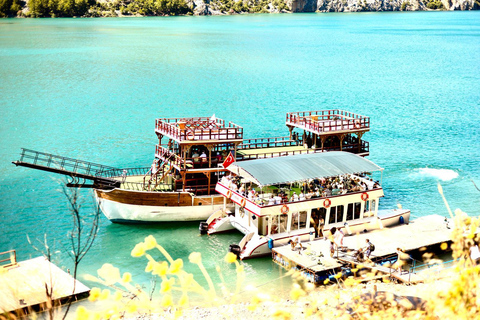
[200,151,207,163]
[299,192,306,201]
[268,195,275,205]
[274,193,283,204]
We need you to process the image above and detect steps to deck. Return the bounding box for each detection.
[12,148,121,188]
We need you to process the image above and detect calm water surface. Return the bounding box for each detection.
[1,11,479,304]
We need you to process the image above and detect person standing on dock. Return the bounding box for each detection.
[364,239,374,258]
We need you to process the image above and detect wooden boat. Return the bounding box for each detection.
[202,151,410,259]
[13,110,371,223]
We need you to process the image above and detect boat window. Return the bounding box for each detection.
[347,203,362,220]
[329,205,344,224]
[278,214,288,233]
[291,211,307,230]
[270,215,288,234]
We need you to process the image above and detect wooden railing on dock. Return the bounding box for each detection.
[0,250,17,268]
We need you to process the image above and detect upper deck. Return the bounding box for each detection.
[286,109,370,136]
[155,116,243,144]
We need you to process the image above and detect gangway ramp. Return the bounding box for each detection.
[12,148,121,189]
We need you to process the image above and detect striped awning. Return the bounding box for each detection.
[228,151,383,186]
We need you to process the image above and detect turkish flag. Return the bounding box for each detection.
[222,152,235,169]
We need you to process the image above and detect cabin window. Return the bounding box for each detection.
[271,215,288,234]
[291,211,307,230]
[347,203,362,220]
[329,205,344,224]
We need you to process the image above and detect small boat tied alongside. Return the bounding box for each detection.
[200,151,410,260]
[13,110,371,223]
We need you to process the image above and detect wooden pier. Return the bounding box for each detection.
[0,252,90,316]
[272,215,471,284]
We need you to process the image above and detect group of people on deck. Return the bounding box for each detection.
[220,173,380,207]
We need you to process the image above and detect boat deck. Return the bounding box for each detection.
[272,215,472,284]
[0,256,90,316]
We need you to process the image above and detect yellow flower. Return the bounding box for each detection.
[324,279,330,285]
[334,272,342,279]
[161,294,173,307]
[160,278,175,293]
[97,263,121,285]
[178,294,189,307]
[189,252,202,264]
[272,309,292,320]
[290,286,306,300]
[144,235,157,250]
[145,260,154,273]
[113,291,123,301]
[122,272,132,283]
[125,303,137,313]
[75,306,90,319]
[153,261,169,276]
[441,242,449,251]
[169,258,183,274]
[131,242,146,257]
[99,289,110,301]
[224,252,237,263]
[88,287,101,302]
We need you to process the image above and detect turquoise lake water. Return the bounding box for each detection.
[1,11,480,304]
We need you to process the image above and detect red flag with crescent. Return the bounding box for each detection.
[222,152,235,169]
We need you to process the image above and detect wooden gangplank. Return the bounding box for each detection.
[12,148,120,188]
[0,256,90,316]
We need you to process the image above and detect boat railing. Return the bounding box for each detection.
[236,148,321,161]
[155,117,243,142]
[156,145,184,168]
[286,109,370,133]
[97,167,174,191]
[238,136,302,150]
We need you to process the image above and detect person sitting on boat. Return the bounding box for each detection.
[314,188,321,198]
[192,150,200,163]
[290,192,299,202]
[299,192,306,201]
[238,185,245,196]
[274,193,282,204]
[200,151,207,163]
[268,195,275,205]
[306,190,314,199]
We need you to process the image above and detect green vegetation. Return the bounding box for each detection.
[425,0,444,9]
[0,0,24,17]
[0,0,291,17]
[401,1,410,10]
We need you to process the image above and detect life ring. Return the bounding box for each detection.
[281,204,289,215]
[361,192,369,201]
[226,190,232,199]
[240,198,246,207]
[186,130,195,141]
[354,119,361,129]
[323,199,331,208]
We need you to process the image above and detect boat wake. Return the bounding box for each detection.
[416,168,458,181]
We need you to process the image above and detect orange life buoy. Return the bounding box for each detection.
[361,192,369,201]
[240,198,246,207]
[186,130,195,141]
[323,199,331,208]
[354,119,361,129]
[281,204,289,215]
[226,190,232,199]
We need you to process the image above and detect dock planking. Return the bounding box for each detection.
[0,256,90,315]
[272,214,475,284]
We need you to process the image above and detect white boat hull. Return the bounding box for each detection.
[95,194,225,223]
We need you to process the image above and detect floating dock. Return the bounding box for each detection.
[272,215,469,284]
[0,252,90,316]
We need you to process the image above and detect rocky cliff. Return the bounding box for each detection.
[191,0,478,14]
